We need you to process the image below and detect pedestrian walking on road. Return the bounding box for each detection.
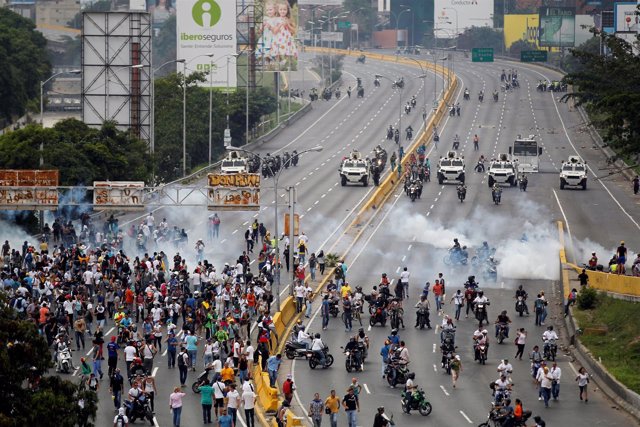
[169,386,186,427]
[514,328,527,360]
[309,392,325,427]
[198,379,214,424]
[550,361,562,400]
[309,253,317,281]
[226,383,241,426]
[473,134,479,151]
[342,387,360,427]
[324,390,340,427]
[178,347,189,387]
[451,354,462,388]
[321,295,330,330]
[241,383,256,427]
[380,340,391,378]
[282,374,296,402]
[540,366,553,407]
[633,176,639,195]
[185,331,198,370]
[109,368,124,410]
[576,367,589,402]
[451,290,464,321]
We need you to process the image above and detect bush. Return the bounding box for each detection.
[577,287,599,310]
[324,253,340,268]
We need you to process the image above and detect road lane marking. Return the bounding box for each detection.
[433,364,437,372]
[106,327,115,335]
[363,384,371,394]
[440,385,450,396]
[460,410,473,423]
[152,367,158,377]
[432,343,436,353]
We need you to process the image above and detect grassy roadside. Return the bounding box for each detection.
[573,294,640,394]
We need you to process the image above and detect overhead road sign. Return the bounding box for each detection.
[521,50,548,62]
[472,48,494,62]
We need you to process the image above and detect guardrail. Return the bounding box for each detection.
[566,262,640,297]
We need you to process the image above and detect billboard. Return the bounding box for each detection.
[0,170,59,210]
[434,0,495,38]
[93,181,145,210]
[176,0,237,87]
[207,173,260,211]
[299,0,341,4]
[615,2,639,32]
[539,6,575,47]
[504,14,540,49]
[255,0,299,71]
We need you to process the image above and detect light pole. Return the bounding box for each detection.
[40,69,81,165]
[376,74,404,141]
[403,57,429,125]
[392,7,411,50]
[444,7,459,49]
[226,145,323,309]
[321,8,347,86]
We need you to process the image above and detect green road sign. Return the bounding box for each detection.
[521,50,548,62]
[472,48,494,62]
[337,21,351,29]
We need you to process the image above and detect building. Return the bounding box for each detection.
[36,0,80,27]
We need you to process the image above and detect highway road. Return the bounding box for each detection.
[71,53,448,427]
[289,53,640,427]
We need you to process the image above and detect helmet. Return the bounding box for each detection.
[300,325,305,331]
[377,407,385,413]
[547,325,553,331]
[314,333,321,339]
[358,328,364,333]
[407,372,415,380]
[382,273,387,277]
[391,329,398,335]
[478,290,484,296]
[454,238,459,242]
[483,241,488,246]
[518,285,523,290]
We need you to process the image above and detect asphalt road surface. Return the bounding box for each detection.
[289,54,640,427]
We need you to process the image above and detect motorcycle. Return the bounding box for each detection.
[56,346,73,373]
[453,139,460,150]
[192,366,215,393]
[543,339,557,361]
[394,130,400,144]
[389,308,403,329]
[483,264,498,282]
[369,307,387,327]
[357,86,364,98]
[443,249,468,266]
[356,55,366,64]
[409,185,418,202]
[463,90,470,101]
[410,97,417,108]
[343,346,364,372]
[442,350,454,374]
[479,93,484,103]
[493,92,499,102]
[519,176,528,191]
[387,128,394,140]
[449,106,456,117]
[385,363,411,387]
[457,186,466,202]
[475,342,488,365]
[307,346,334,369]
[374,78,381,87]
[478,402,531,427]
[405,104,411,115]
[335,89,341,99]
[416,307,430,329]
[329,300,340,318]
[496,323,508,344]
[285,338,310,360]
[124,394,155,424]
[475,161,485,173]
[475,302,489,326]
[406,128,413,140]
[392,78,405,89]
[492,188,502,205]
[515,296,527,316]
[401,388,432,416]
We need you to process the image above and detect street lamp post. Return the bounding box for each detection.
[403,57,428,125]
[39,69,81,165]
[226,145,323,309]
[392,7,411,50]
[444,7,459,49]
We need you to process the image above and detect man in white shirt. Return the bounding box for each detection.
[399,267,410,299]
[226,383,241,425]
[497,359,513,381]
[241,386,256,427]
[297,326,312,349]
[311,334,326,367]
[549,361,561,400]
[113,406,129,427]
[542,326,559,359]
[212,377,227,418]
[123,343,137,378]
[245,341,255,370]
[294,283,306,313]
[493,374,511,402]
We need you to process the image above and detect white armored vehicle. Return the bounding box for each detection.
[560,155,587,190]
[221,151,249,174]
[339,150,370,187]
[437,151,465,185]
[487,153,517,187]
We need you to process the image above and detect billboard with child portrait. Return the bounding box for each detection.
[255,0,299,71]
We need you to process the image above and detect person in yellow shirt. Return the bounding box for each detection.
[324,389,340,427]
[340,282,352,299]
[221,361,235,384]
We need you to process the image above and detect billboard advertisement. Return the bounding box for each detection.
[615,2,639,32]
[255,0,299,71]
[0,170,59,210]
[176,0,237,87]
[207,173,261,211]
[504,14,539,49]
[434,0,495,38]
[539,6,575,47]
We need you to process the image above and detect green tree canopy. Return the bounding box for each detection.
[0,8,51,126]
[153,15,177,76]
[456,26,504,52]
[0,119,151,185]
[0,295,97,426]
[562,31,640,156]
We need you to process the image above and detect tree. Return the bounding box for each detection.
[0,295,97,426]
[508,39,538,58]
[0,8,51,127]
[456,27,504,52]
[562,30,640,156]
[561,36,600,74]
[0,119,151,185]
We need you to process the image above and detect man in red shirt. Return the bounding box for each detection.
[432,280,444,314]
[282,374,295,402]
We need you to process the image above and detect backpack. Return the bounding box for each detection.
[178,352,186,367]
[115,415,125,427]
[535,299,544,312]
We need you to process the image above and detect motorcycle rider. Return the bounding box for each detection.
[515,285,529,315]
[495,310,512,339]
[404,372,417,411]
[493,374,512,403]
[542,326,558,356]
[388,298,405,329]
[497,359,514,382]
[464,88,470,99]
[414,295,431,329]
[387,125,394,140]
[473,290,489,326]
[453,134,460,149]
[440,337,456,368]
[373,406,393,427]
[297,325,312,349]
[492,184,502,203]
[519,173,528,191]
[473,329,489,361]
[311,333,327,368]
[405,125,413,140]
[440,316,456,344]
[344,336,363,371]
[529,345,543,379]
[493,90,499,101]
